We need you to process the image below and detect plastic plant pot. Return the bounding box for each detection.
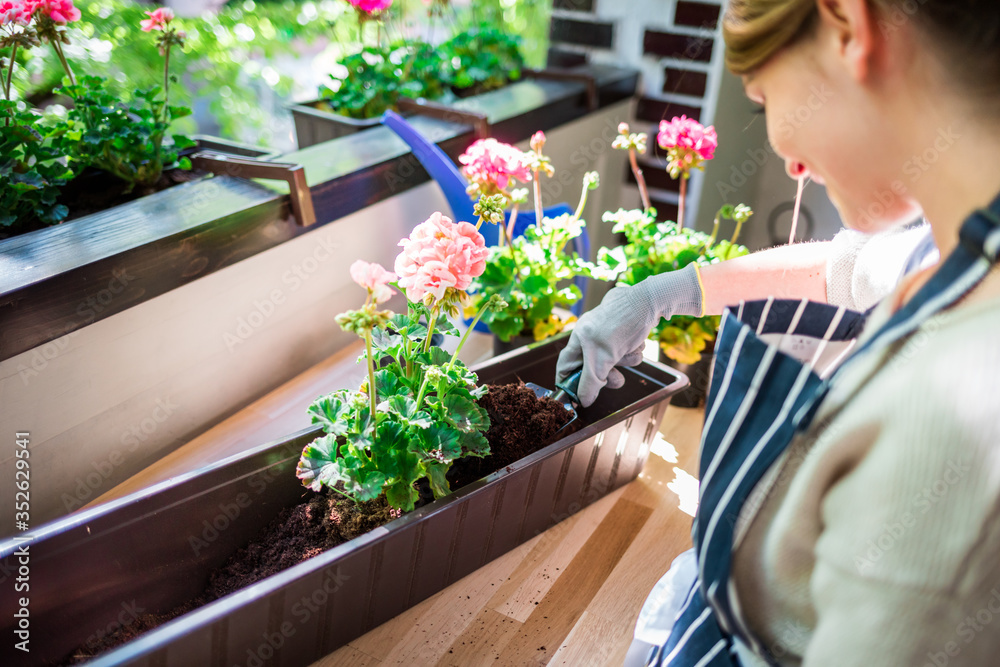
[0,334,687,667]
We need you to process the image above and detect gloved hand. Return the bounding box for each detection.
[556,264,703,407]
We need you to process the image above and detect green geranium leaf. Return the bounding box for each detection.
[296,434,343,492]
[388,395,433,428]
[522,274,549,295]
[483,311,524,342]
[418,346,452,368]
[420,424,463,461]
[459,430,490,458]
[385,479,418,512]
[307,391,353,436]
[374,369,404,399]
[444,394,490,433]
[433,317,460,338]
[349,470,388,502]
[172,134,197,150]
[425,461,452,499]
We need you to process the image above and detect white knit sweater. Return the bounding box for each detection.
[732,282,1000,665]
[825,222,937,311]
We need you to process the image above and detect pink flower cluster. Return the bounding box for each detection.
[28,0,80,23]
[0,0,31,26]
[459,138,532,194]
[140,7,173,32]
[348,0,392,13]
[657,115,718,176]
[2,0,81,25]
[350,260,397,305]
[394,212,488,304]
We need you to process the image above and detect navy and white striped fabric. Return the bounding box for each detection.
[646,194,1000,667]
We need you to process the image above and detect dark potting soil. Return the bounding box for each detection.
[447,381,576,489]
[63,382,572,664]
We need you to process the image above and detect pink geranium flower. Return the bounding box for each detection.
[459,138,532,196]
[140,7,173,32]
[348,0,392,13]
[350,260,397,305]
[0,0,34,26]
[394,213,488,304]
[657,115,718,178]
[351,259,396,303]
[30,0,79,23]
[0,0,32,26]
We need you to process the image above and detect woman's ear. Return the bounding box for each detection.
[816,0,878,81]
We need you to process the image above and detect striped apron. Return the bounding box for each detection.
[646,196,1000,666]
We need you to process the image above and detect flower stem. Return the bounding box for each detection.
[404,334,413,379]
[731,219,745,248]
[677,176,687,231]
[414,374,431,413]
[3,43,15,101]
[532,169,543,228]
[447,300,490,370]
[574,182,589,222]
[51,39,76,87]
[423,309,438,354]
[507,203,519,242]
[364,329,377,419]
[163,42,171,112]
[629,148,651,212]
[708,212,720,247]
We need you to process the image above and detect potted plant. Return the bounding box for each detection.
[596,120,752,407]
[0,207,687,666]
[463,131,601,354]
[295,208,505,511]
[0,2,291,237]
[289,0,530,146]
[440,20,523,97]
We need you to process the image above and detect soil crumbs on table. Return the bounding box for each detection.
[64,382,573,663]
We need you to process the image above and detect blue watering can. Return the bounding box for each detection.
[380,111,590,332]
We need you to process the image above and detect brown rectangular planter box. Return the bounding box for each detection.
[0,335,686,667]
[289,99,384,147]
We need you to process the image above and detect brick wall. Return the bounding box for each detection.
[546,0,726,226]
[545,0,845,247]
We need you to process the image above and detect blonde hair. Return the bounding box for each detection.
[723,0,1000,105]
[722,0,818,75]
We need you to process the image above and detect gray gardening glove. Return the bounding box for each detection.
[556,264,703,407]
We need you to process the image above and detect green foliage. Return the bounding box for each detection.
[440,22,523,94]
[7,0,347,140]
[317,22,523,119]
[0,101,78,235]
[597,207,752,364]
[58,75,194,192]
[317,39,450,119]
[297,299,491,512]
[469,213,596,343]
[466,0,548,68]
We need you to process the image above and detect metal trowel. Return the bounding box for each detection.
[525,369,583,435]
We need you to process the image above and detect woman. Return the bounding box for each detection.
[558,0,1000,664]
